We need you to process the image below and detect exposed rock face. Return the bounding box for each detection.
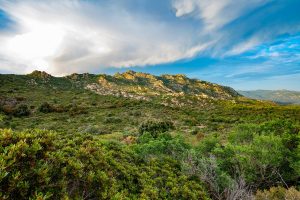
[66,73,94,81]
[28,70,53,80]
[84,71,240,106]
[85,83,149,101]
[23,70,240,106]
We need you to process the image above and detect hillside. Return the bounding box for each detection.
[1,71,300,199]
[90,70,240,100]
[1,70,240,107]
[0,70,249,135]
[239,90,300,104]
[0,70,297,136]
[68,70,240,106]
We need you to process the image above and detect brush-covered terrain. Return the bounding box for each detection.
[0,71,300,200]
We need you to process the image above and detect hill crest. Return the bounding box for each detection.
[2,70,241,106]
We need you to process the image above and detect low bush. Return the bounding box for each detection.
[255,186,300,200]
[69,105,88,116]
[138,120,175,138]
[39,102,87,115]
[13,104,30,117]
[39,102,55,113]
[0,104,30,117]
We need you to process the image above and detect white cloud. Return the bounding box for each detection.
[172,0,270,31]
[171,0,278,58]
[0,0,299,75]
[225,37,261,56]
[0,0,209,75]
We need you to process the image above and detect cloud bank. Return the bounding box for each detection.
[0,0,299,76]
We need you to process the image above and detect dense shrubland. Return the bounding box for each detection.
[0,129,208,199]
[182,120,300,199]
[1,119,299,199]
[255,186,300,199]
[1,72,300,199]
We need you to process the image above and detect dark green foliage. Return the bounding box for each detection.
[13,104,30,117]
[39,102,87,116]
[0,102,29,117]
[135,132,190,161]
[138,120,175,137]
[39,102,54,113]
[0,129,209,200]
[38,102,67,113]
[191,120,300,198]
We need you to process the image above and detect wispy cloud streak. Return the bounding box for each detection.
[0,0,299,77]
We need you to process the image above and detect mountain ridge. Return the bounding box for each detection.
[239,89,300,104]
[86,70,240,103]
[1,70,241,107]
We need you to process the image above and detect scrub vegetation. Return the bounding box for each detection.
[0,71,299,199]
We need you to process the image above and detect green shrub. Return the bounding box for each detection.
[39,102,54,113]
[68,105,88,116]
[255,186,300,200]
[138,120,175,138]
[1,103,31,117]
[135,132,190,161]
[0,114,4,122]
[0,129,208,200]
[13,104,30,117]
[194,121,300,193]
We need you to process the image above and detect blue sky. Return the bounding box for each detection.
[0,0,300,90]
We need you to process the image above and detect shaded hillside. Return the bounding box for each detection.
[239,90,300,104]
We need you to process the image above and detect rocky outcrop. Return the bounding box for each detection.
[83,71,241,106]
[28,70,53,80]
[22,70,240,106]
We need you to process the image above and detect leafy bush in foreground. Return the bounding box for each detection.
[186,120,300,199]
[0,129,208,200]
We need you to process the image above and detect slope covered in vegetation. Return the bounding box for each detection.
[0,71,300,199]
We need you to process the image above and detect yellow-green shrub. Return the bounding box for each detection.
[255,186,300,200]
[0,129,209,200]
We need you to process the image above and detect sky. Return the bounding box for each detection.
[0,0,300,90]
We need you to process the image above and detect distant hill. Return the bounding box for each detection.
[239,90,300,104]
